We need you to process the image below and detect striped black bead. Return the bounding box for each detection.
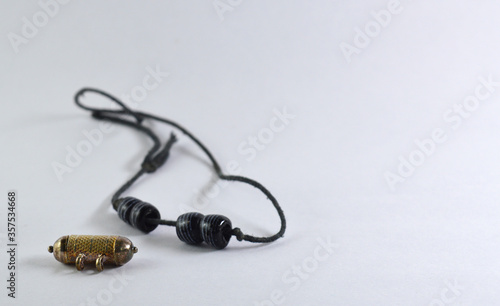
[115,197,161,233]
[200,215,232,249]
[176,213,204,245]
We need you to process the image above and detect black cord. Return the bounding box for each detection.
[74,87,286,244]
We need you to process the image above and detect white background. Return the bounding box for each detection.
[2,1,500,305]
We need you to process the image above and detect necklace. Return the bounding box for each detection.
[74,88,286,250]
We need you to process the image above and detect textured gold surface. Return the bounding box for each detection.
[65,235,117,264]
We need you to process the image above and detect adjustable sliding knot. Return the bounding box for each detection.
[141,133,177,173]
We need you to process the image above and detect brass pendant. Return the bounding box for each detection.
[48,235,138,272]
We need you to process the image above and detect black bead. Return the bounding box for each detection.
[176,213,204,245]
[115,197,161,233]
[200,215,232,249]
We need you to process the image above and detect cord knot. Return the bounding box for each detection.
[141,133,177,173]
[232,227,244,241]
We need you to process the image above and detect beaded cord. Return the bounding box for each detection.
[74,88,286,249]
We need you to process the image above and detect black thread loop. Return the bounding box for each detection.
[75,88,144,124]
[74,87,286,245]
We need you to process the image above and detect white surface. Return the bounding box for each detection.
[2,1,500,305]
